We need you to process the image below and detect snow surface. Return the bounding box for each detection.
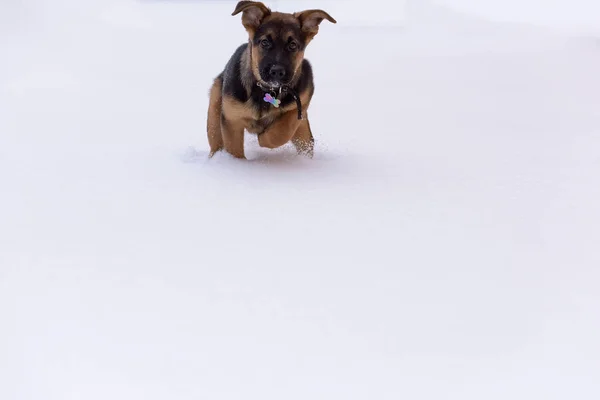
[1,1,600,399]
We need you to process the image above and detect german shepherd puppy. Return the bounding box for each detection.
[206,1,336,159]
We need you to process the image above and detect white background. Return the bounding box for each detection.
[1,1,599,400]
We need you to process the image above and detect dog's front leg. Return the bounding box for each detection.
[219,113,246,159]
[258,110,301,149]
[207,78,224,157]
[291,117,314,158]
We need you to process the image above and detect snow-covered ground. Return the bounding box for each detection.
[1,1,599,399]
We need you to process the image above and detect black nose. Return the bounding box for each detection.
[268,65,286,80]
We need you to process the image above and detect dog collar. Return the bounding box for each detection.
[257,82,303,120]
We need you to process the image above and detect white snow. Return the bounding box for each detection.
[1,1,599,399]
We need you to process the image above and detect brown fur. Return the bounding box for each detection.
[207,78,223,157]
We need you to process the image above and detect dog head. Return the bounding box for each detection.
[232,1,336,87]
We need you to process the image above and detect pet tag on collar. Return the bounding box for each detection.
[263,93,281,108]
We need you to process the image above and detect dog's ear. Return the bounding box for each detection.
[294,9,336,39]
[232,1,271,33]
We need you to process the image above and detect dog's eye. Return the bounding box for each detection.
[287,41,298,51]
[259,39,271,49]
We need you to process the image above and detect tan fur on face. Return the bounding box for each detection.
[248,16,306,85]
[250,44,264,84]
[290,50,305,82]
[249,45,303,88]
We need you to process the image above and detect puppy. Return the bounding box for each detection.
[206,1,336,159]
